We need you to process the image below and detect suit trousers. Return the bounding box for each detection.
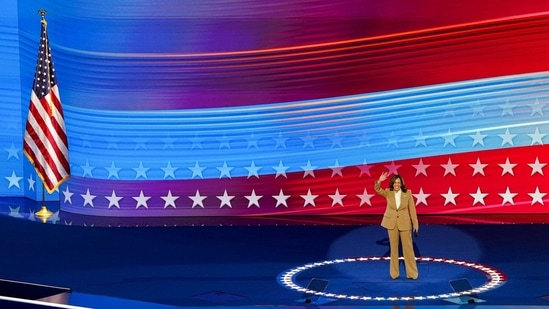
[387,227,418,279]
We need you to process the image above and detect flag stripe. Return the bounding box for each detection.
[23,122,68,189]
[29,90,69,165]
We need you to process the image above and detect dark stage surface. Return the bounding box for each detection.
[0,198,548,309]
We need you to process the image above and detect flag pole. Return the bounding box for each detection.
[35,182,53,223]
[33,8,54,223]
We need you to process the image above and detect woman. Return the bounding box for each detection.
[374,171,419,280]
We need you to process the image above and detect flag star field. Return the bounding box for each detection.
[2,0,549,218]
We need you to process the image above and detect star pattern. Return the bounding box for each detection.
[4,77,549,216]
[46,146,548,214]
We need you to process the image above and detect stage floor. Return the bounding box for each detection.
[0,197,548,308]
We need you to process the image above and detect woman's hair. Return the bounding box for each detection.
[389,174,407,193]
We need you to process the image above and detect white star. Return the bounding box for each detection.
[5,171,22,189]
[161,161,178,179]
[413,188,431,206]
[499,187,517,205]
[244,161,261,179]
[9,206,23,218]
[274,132,288,149]
[330,132,343,148]
[529,98,546,116]
[441,188,459,206]
[218,134,231,149]
[470,158,488,176]
[412,159,430,176]
[48,211,60,224]
[329,160,344,177]
[161,134,176,150]
[217,161,234,179]
[105,161,121,179]
[189,190,206,208]
[105,136,119,149]
[499,99,516,116]
[470,187,488,206]
[27,174,36,191]
[5,143,19,160]
[133,162,150,179]
[81,135,92,148]
[357,188,374,207]
[498,157,517,176]
[62,186,74,204]
[441,158,459,176]
[384,161,401,175]
[217,190,234,208]
[189,134,203,149]
[329,189,346,207]
[81,160,95,177]
[358,161,373,177]
[244,189,262,208]
[471,100,486,117]
[443,103,455,117]
[189,161,206,179]
[359,131,371,147]
[469,130,487,147]
[413,129,428,147]
[300,160,317,178]
[528,187,546,205]
[528,157,546,176]
[301,132,316,149]
[81,189,96,207]
[272,161,289,179]
[386,131,399,148]
[301,189,318,207]
[161,190,179,208]
[528,127,546,145]
[133,136,148,150]
[105,190,123,209]
[273,189,290,208]
[442,129,458,147]
[499,128,516,146]
[133,190,151,209]
[247,133,259,149]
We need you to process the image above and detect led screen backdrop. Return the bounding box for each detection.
[3,0,549,217]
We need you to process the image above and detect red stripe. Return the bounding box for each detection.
[29,95,69,166]
[23,143,55,190]
[24,93,70,192]
[24,123,64,190]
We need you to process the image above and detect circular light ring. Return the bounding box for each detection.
[278,256,507,301]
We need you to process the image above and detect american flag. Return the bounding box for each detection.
[23,17,70,194]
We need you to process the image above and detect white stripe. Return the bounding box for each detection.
[25,93,70,183]
[31,90,69,154]
[24,133,65,185]
[50,85,68,132]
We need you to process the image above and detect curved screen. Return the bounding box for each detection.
[4,0,549,217]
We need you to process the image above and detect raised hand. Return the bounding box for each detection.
[378,171,389,182]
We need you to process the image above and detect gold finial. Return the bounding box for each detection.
[37,9,48,26]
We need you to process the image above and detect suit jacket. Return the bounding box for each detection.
[374,181,418,231]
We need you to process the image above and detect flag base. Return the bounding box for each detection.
[35,206,53,223]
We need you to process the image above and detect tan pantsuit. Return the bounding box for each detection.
[374,180,419,279]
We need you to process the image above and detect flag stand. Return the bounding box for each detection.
[25,9,68,224]
[35,183,53,223]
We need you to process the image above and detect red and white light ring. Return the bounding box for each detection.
[278,256,507,301]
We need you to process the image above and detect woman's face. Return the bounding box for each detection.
[393,178,402,192]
